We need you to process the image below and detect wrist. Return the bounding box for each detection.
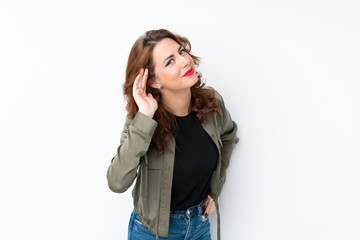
[138,109,155,119]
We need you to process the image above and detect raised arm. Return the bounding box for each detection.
[106,68,158,193]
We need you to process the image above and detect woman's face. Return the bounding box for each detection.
[151,38,198,92]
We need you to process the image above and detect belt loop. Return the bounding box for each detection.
[197,200,202,213]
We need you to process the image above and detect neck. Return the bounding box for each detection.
[161,88,192,117]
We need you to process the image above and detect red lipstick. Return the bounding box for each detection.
[182,67,194,77]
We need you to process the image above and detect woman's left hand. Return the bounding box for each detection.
[203,195,217,218]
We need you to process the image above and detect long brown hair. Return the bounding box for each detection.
[123,29,220,155]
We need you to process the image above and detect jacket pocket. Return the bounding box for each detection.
[145,151,162,200]
[148,171,161,200]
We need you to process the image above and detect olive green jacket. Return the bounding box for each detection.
[107,90,239,239]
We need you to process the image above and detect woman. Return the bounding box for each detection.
[107,29,239,240]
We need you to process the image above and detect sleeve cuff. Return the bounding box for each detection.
[131,111,158,137]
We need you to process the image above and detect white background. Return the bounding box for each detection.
[1,0,359,239]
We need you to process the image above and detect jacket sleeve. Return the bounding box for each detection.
[216,91,240,196]
[106,111,158,193]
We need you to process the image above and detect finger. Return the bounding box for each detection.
[137,69,143,90]
[141,68,148,91]
[203,199,209,209]
[147,93,154,99]
[206,204,215,217]
[205,199,212,212]
[133,76,141,96]
[204,198,216,217]
[133,77,138,95]
[209,200,216,214]
[134,69,144,93]
[138,68,144,89]
[204,195,212,208]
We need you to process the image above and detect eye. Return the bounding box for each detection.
[165,48,186,67]
[179,48,186,55]
[166,59,173,66]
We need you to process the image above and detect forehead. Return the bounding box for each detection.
[152,38,180,62]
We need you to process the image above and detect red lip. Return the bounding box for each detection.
[182,67,194,77]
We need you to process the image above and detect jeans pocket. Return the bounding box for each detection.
[133,213,150,232]
[133,218,144,227]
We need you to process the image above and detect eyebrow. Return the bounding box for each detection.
[162,45,183,65]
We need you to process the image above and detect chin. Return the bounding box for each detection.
[188,75,199,87]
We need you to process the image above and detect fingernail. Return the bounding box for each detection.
[205,213,208,218]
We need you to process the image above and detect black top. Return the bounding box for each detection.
[170,112,219,211]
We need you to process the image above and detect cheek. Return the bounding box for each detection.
[163,69,179,82]
[187,55,195,65]
[191,56,195,64]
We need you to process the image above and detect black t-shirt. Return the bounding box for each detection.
[170,112,219,211]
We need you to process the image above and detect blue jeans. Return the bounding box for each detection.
[128,200,211,240]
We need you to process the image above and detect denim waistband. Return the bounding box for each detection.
[169,200,205,218]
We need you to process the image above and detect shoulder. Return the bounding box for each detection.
[202,86,226,110]
[200,87,229,130]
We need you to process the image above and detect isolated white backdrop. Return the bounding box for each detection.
[1,0,359,239]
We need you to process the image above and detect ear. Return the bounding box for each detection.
[150,79,162,89]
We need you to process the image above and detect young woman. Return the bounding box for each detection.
[107,29,239,240]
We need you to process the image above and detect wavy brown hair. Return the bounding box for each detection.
[123,29,221,155]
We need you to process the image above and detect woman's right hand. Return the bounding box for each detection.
[132,68,158,118]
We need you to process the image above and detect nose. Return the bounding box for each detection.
[180,54,191,68]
